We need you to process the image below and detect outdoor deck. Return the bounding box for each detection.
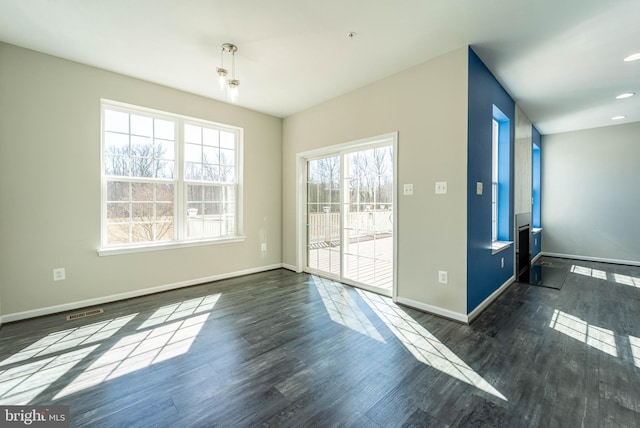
[308,235,393,292]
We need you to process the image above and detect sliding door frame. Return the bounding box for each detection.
[295,132,398,300]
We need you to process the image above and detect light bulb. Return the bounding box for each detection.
[216,68,228,91]
[228,79,239,103]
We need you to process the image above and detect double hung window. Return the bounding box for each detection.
[100,101,242,253]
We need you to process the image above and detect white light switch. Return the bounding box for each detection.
[403,184,413,196]
[476,182,483,195]
[435,181,447,194]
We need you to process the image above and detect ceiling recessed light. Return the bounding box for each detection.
[616,92,635,99]
[611,115,626,120]
[623,52,640,62]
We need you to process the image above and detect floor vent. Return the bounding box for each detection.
[66,308,104,321]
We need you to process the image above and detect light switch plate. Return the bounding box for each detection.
[435,181,447,194]
[476,182,483,195]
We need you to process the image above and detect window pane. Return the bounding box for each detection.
[105,155,130,176]
[156,184,174,202]
[107,181,130,202]
[131,183,153,201]
[107,224,130,245]
[104,110,129,133]
[155,139,174,160]
[156,160,175,179]
[155,119,175,140]
[219,149,234,166]
[185,143,202,163]
[131,136,153,157]
[107,203,130,222]
[203,164,219,182]
[131,223,154,243]
[131,158,154,178]
[184,124,202,144]
[185,162,202,180]
[220,166,234,183]
[220,131,235,149]
[203,128,219,146]
[131,114,152,137]
[203,146,218,164]
[104,132,129,154]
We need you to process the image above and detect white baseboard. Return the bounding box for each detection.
[531,252,543,264]
[281,263,299,272]
[395,296,469,323]
[542,252,640,267]
[467,275,515,323]
[1,264,283,324]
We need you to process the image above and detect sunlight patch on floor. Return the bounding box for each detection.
[629,335,640,368]
[138,294,221,330]
[570,265,607,280]
[549,310,617,357]
[54,312,209,399]
[0,314,137,367]
[358,290,507,401]
[313,277,385,343]
[0,346,99,405]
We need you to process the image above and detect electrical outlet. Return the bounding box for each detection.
[261,243,267,252]
[403,184,413,196]
[438,270,448,284]
[435,181,447,194]
[53,268,66,281]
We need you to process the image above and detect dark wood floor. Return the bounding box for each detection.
[1,257,639,427]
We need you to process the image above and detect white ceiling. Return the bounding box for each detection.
[1,0,639,135]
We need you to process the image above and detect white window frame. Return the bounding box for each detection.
[99,100,244,256]
[491,118,499,243]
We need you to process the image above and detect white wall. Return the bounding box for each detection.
[0,43,283,319]
[283,47,469,316]
[542,122,640,264]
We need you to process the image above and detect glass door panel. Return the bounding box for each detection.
[306,156,341,277]
[343,146,394,293]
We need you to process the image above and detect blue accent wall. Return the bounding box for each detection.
[467,48,515,313]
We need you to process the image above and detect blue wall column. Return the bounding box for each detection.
[467,47,515,313]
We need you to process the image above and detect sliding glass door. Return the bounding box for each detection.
[304,136,395,296]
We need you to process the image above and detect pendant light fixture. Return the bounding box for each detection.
[216,43,240,103]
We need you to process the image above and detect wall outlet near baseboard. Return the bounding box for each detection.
[261,243,267,252]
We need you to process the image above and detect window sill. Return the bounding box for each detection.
[532,227,543,235]
[98,236,247,256]
[491,240,513,255]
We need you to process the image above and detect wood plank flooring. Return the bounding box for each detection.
[0,257,639,427]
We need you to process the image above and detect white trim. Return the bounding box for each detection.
[98,236,246,256]
[531,252,543,265]
[295,132,399,297]
[467,275,515,323]
[395,296,469,323]
[541,252,640,267]
[1,264,282,323]
[491,240,513,255]
[281,263,298,272]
